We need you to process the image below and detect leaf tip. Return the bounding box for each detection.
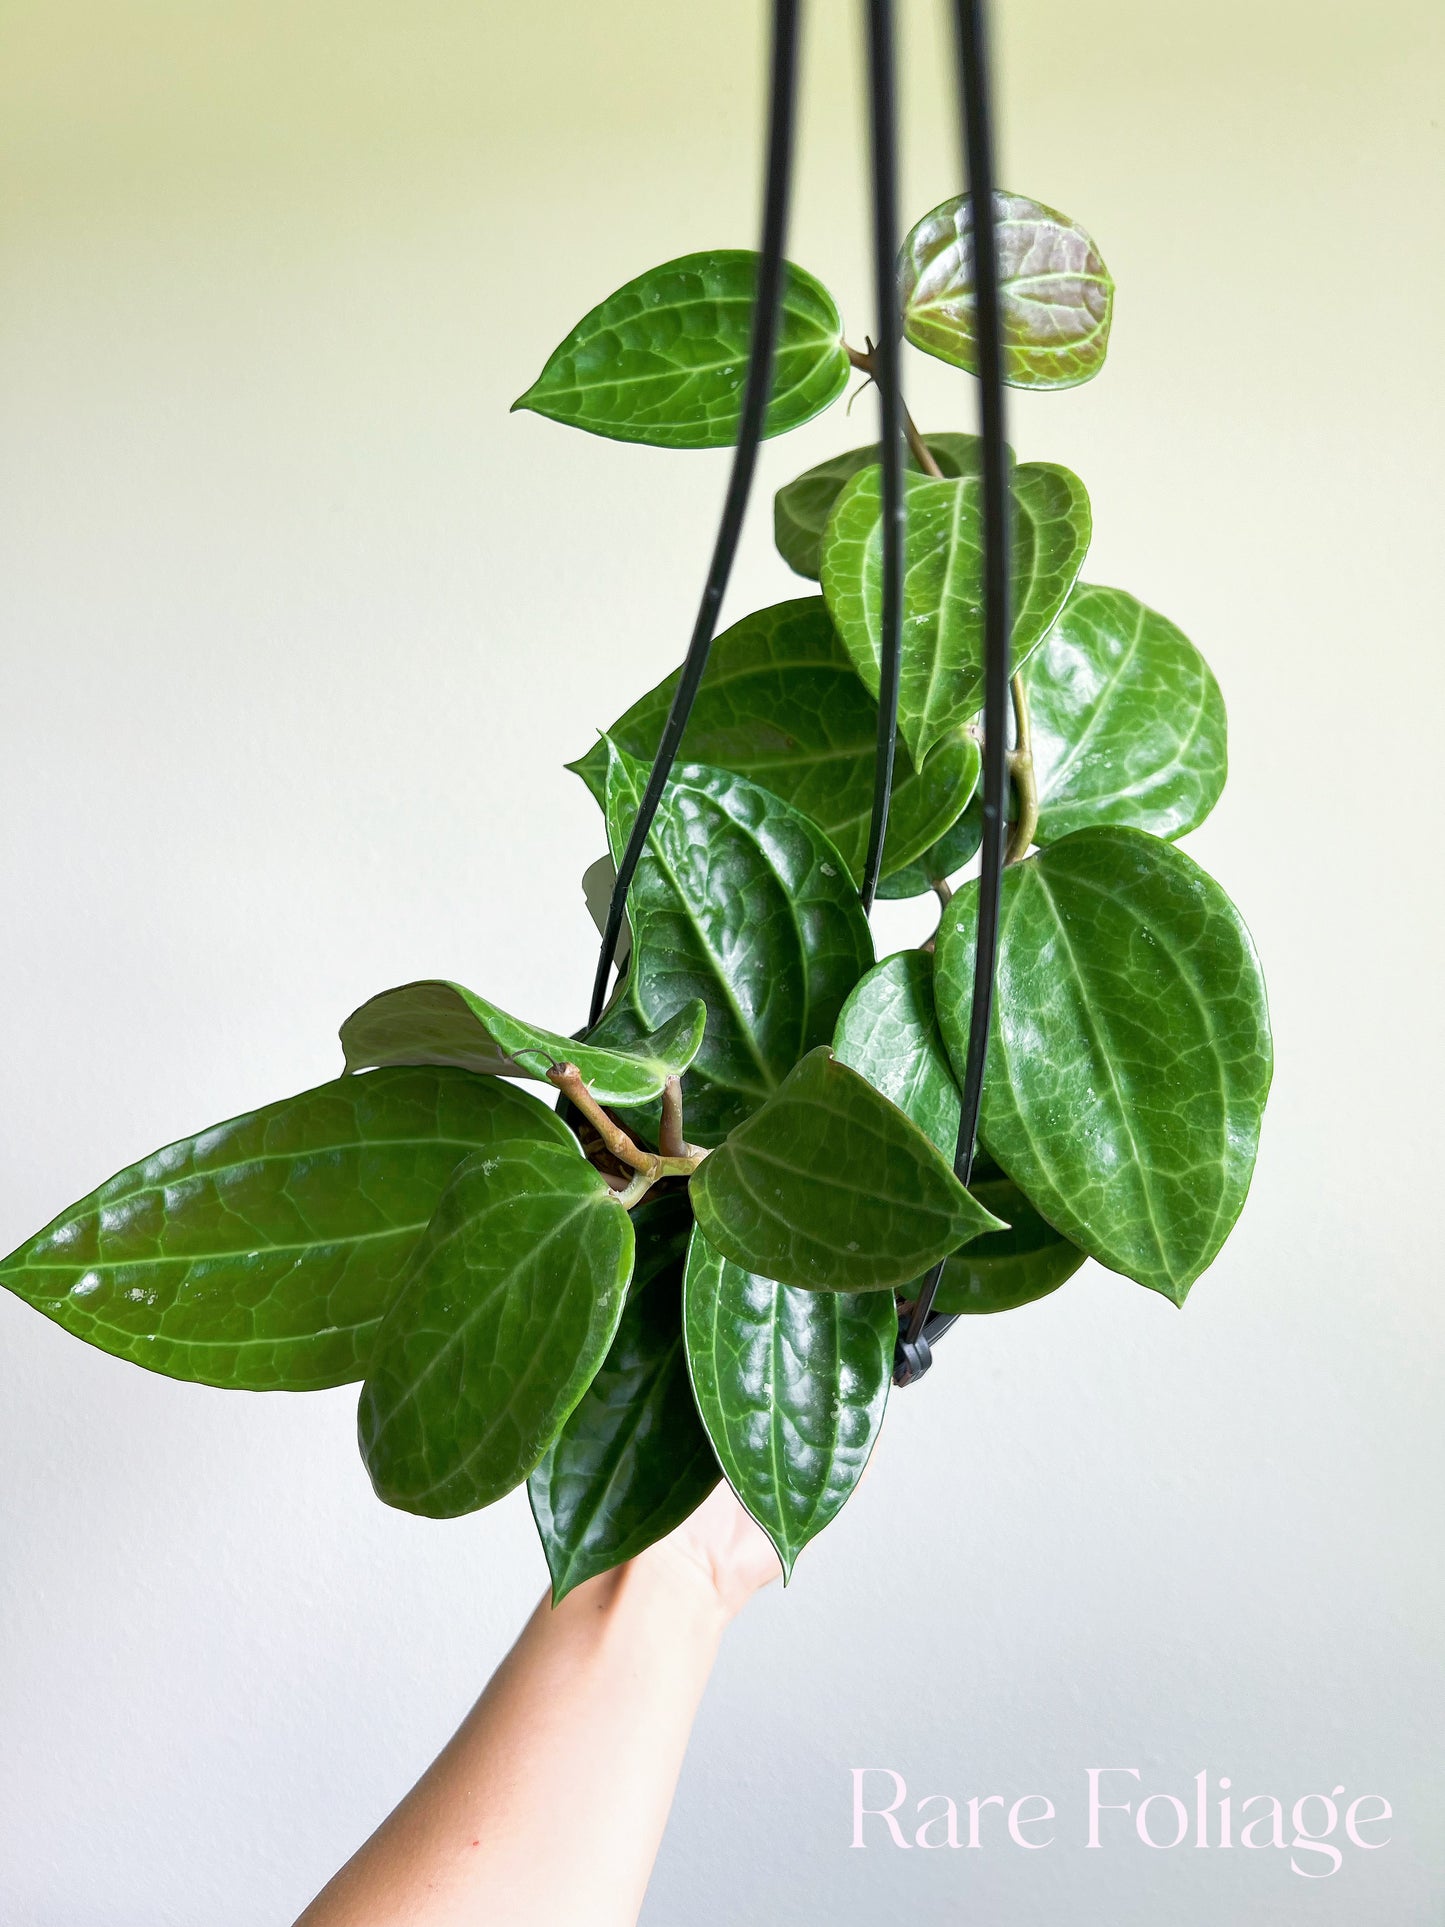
[547,1568,581,1607]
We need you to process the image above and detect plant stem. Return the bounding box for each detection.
[658,1075,686,1158]
[1006,672,1038,864]
[845,341,942,479]
[547,1063,708,1212]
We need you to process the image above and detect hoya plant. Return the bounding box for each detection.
[1,190,1271,1594]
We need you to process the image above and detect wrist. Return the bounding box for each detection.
[630,1533,742,1632]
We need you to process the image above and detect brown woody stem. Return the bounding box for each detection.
[845,341,943,479]
[546,1063,708,1212]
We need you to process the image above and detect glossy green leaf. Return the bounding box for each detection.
[683,1226,892,1580]
[0,1068,571,1390]
[934,828,1272,1304]
[359,1141,634,1518]
[600,743,874,1143]
[339,979,704,1110]
[833,951,960,1157]
[529,1193,718,1601]
[875,799,983,900]
[512,251,849,449]
[834,947,1085,1315]
[773,434,997,580]
[899,190,1115,389]
[931,1168,1087,1314]
[690,1047,1004,1293]
[572,599,979,886]
[1025,583,1228,844]
[821,460,1091,766]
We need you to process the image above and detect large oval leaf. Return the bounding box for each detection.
[683,1225,892,1581]
[1025,583,1228,845]
[934,828,1272,1304]
[512,251,849,449]
[339,979,703,1109]
[528,1193,718,1602]
[899,190,1115,390]
[773,433,998,580]
[359,1142,634,1518]
[572,599,978,887]
[600,743,874,1142]
[821,460,1091,767]
[689,1047,1004,1293]
[0,1068,571,1390]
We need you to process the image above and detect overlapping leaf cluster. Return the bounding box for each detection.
[1,191,1271,1592]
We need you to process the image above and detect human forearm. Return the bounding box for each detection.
[296,1542,735,1927]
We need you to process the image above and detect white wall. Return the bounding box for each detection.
[2,2,1441,1921]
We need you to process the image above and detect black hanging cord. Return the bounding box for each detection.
[587,0,803,1028]
[858,0,906,913]
[895,0,1012,1387]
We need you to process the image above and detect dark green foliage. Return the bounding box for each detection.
[0,1068,570,1390]
[597,740,874,1143]
[933,830,1271,1303]
[359,1142,635,1517]
[3,186,1270,1588]
[821,459,1092,765]
[689,1048,1004,1294]
[571,598,978,887]
[683,1227,894,1579]
[513,251,848,448]
[530,1195,719,1601]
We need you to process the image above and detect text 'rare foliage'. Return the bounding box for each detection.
[2,185,1269,1589]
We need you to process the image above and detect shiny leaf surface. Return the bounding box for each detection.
[773,433,996,580]
[821,461,1091,766]
[1025,583,1228,844]
[600,743,874,1142]
[512,251,849,449]
[529,1194,717,1601]
[339,979,703,1109]
[833,951,960,1157]
[834,948,1086,1315]
[932,1169,1087,1314]
[683,1226,892,1580]
[689,1047,1004,1293]
[0,1068,571,1390]
[359,1142,633,1518]
[899,190,1115,389]
[874,799,983,900]
[572,599,978,886]
[934,829,1272,1303]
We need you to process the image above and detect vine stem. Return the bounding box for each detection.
[846,342,941,477]
[1006,672,1038,863]
[546,1063,708,1212]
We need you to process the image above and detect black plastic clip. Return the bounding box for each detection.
[893,1327,934,1388]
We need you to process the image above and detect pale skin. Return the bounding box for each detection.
[295,1483,781,1927]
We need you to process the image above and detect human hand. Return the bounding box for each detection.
[640,1481,781,1623]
